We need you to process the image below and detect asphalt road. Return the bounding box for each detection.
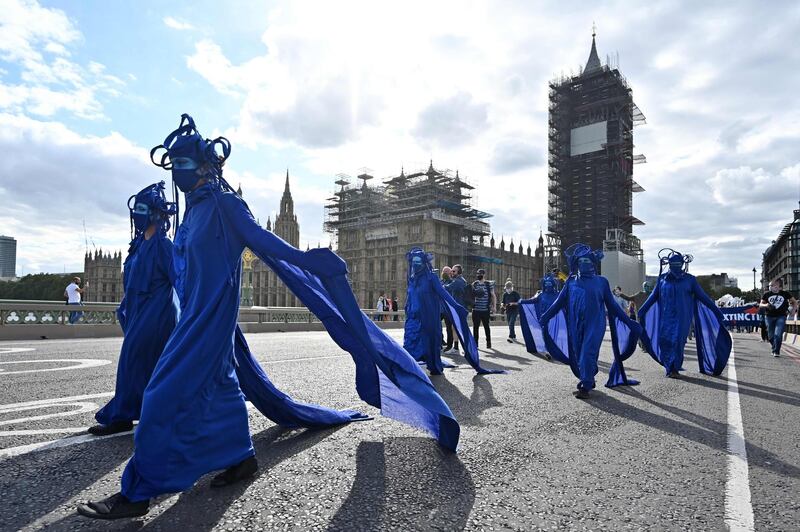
[0,327,798,531]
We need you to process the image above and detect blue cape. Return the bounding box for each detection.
[121,185,459,502]
[403,249,503,375]
[519,290,559,355]
[96,232,178,426]
[638,272,731,376]
[540,274,642,389]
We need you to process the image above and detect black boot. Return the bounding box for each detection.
[210,456,258,488]
[573,389,591,400]
[88,420,133,436]
[77,493,149,520]
[667,371,681,379]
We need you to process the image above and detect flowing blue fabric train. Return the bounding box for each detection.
[638,272,731,376]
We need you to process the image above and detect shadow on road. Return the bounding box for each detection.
[43,424,343,531]
[596,388,800,479]
[328,437,475,531]
[432,374,502,426]
[0,435,133,531]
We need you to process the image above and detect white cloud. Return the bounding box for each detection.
[0,0,125,119]
[163,16,194,31]
[0,113,164,273]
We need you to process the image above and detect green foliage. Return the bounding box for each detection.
[0,273,82,301]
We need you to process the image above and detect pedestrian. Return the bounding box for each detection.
[64,276,88,324]
[612,286,628,313]
[471,268,495,349]
[502,280,521,342]
[539,244,641,399]
[638,249,731,378]
[375,291,387,321]
[618,282,652,319]
[78,114,459,520]
[89,182,179,436]
[444,264,467,354]
[758,306,768,341]
[760,278,796,357]
[391,297,399,321]
[440,266,456,351]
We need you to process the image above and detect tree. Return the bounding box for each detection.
[0,273,82,301]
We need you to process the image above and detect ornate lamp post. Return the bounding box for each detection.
[752,267,757,291]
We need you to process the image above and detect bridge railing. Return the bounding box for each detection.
[0,300,409,326]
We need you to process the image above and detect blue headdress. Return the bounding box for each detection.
[540,273,560,292]
[406,247,434,281]
[658,248,693,276]
[150,114,235,226]
[127,181,178,240]
[564,243,603,276]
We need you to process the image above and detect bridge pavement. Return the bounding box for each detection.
[0,328,798,531]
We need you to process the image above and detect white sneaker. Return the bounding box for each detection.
[773,352,780,358]
[444,348,459,355]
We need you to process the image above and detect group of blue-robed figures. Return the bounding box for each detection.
[518,244,731,398]
[78,115,465,519]
[79,114,733,520]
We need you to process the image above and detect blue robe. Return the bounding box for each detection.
[95,232,178,426]
[638,272,731,376]
[121,185,459,502]
[404,268,503,375]
[519,290,558,355]
[540,274,641,390]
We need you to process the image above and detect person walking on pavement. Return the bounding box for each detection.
[444,265,467,354]
[760,278,796,357]
[502,280,521,342]
[471,268,495,349]
[64,276,88,324]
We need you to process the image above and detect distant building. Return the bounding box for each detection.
[0,235,17,280]
[325,161,544,307]
[547,30,646,286]
[83,249,123,302]
[762,203,800,293]
[247,171,302,307]
[696,272,739,292]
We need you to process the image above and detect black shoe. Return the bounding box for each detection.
[507,338,513,343]
[486,342,492,349]
[667,371,681,379]
[211,456,258,488]
[76,493,149,520]
[573,389,591,400]
[88,421,133,436]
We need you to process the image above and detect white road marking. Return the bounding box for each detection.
[0,427,90,436]
[0,430,132,460]
[0,392,113,409]
[0,358,111,375]
[0,402,100,426]
[0,347,36,354]
[724,343,755,531]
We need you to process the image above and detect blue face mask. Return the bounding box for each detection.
[171,157,201,193]
[131,202,152,233]
[578,258,595,276]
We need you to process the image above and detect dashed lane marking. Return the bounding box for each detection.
[724,343,755,531]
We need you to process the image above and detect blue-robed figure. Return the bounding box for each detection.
[637,249,731,378]
[403,248,503,376]
[540,244,642,399]
[519,273,560,359]
[89,182,179,437]
[78,115,460,520]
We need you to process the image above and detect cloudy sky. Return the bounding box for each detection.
[1,0,798,284]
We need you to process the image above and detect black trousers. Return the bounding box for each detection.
[443,313,459,351]
[472,310,491,347]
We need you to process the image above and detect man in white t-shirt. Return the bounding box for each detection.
[64,276,88,324]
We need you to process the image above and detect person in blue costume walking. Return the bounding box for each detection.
[637,249,731,379]
[519,273,560,360]
[403,248,504,376]
[88,182,179,437]
[78,115,460,520]
[540,244,642,399]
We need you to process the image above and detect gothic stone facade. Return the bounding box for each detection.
[83,249,123,302]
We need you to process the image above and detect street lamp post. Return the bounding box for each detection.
[752,267,757,291]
